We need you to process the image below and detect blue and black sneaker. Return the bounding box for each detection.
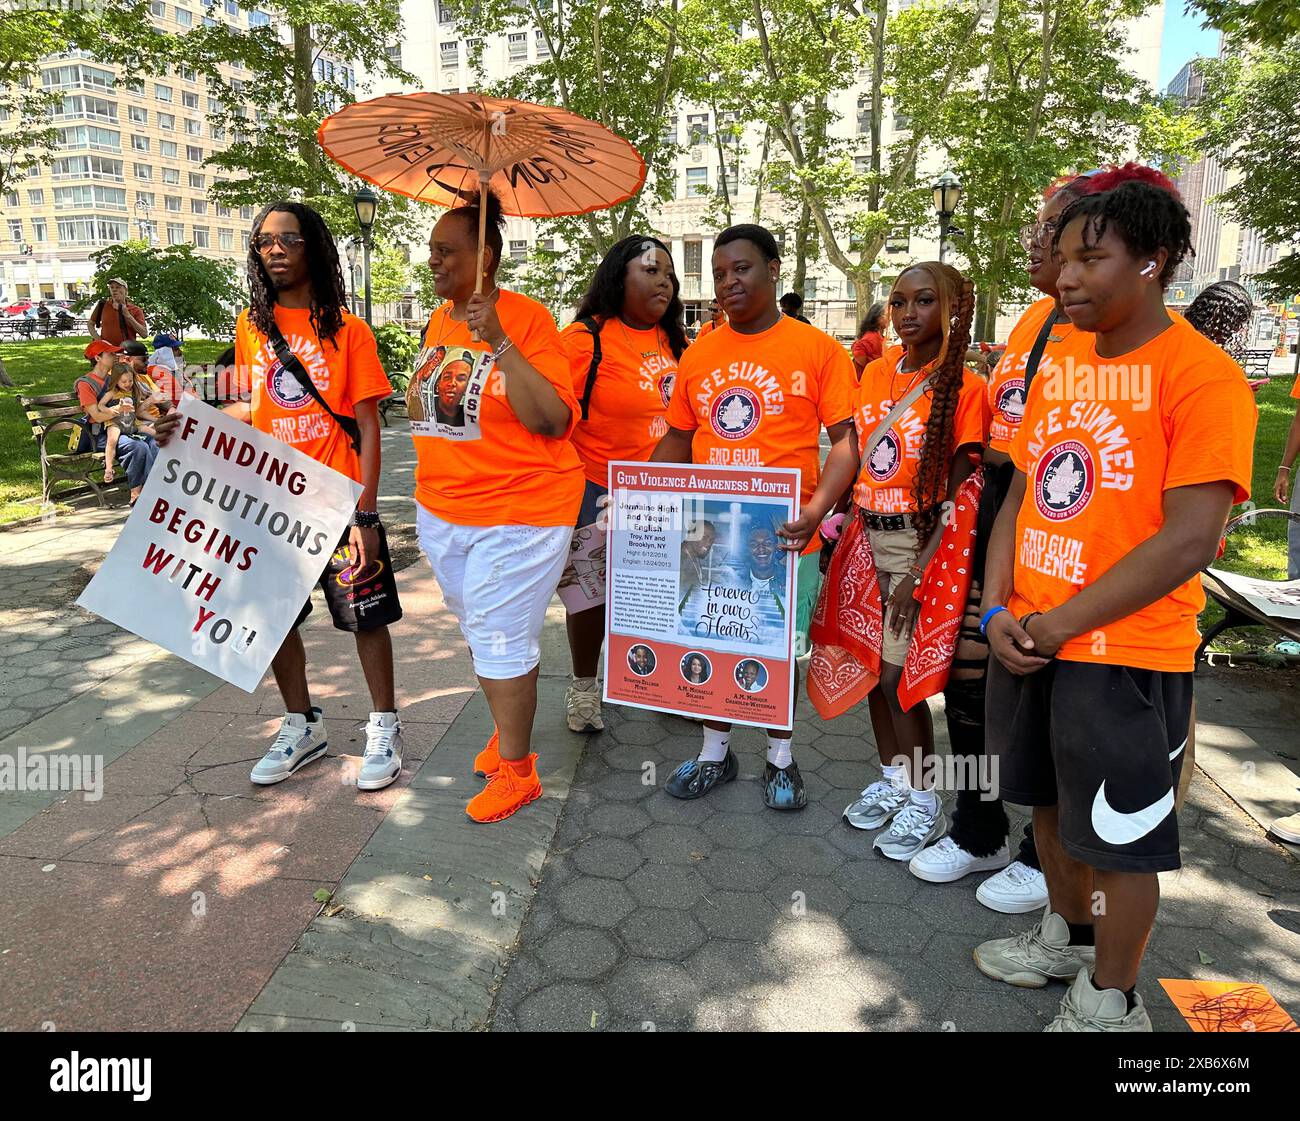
[763,760,808,811]
[664,749,738,800]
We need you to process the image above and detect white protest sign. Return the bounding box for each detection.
[77,397,362,691]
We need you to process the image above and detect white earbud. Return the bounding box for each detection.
[1140,260,1157,276]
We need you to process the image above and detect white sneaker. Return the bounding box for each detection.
[909,836,1010,883]
[251,709,328,785]
[843,779,909,831]
[976,860,1049,914]
[973,908,1095,988]
[357,711,403,791]
[1268,811,1300,844]
[1045,968,1152,1032]
[874,796,946,861]
[564,682,604,733]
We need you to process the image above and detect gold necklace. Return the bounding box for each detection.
[617,315,665,361]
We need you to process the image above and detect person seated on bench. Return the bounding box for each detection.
[75,341,154,503]
[147,333,191,405]
[100,364,158,504]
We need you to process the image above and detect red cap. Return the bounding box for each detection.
[84,340,124,361]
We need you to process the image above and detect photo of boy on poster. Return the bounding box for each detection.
[407,344,489,440]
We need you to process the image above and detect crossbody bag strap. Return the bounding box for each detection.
[862,369,936,461]
[266,321,362,456]
[577,315,603,421]
[1022,307,1062,396]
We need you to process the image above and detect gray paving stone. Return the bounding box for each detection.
[625,862,707,909]
[556,876,637,928]
[832,855,920,903]
[515,983,611,1032]
[763,872,853,920]
[702,811,773,849]
[697,848,778,892]
[693,890,777,940]
[537,927,622,981]
[842,901,937,954]
[765,832,845,877]
[585,801,652,838]
[617,908,706,960]
[635,822,712,865]
[605,959,701,1022]
[570,835,645,879]
[643,791,716,825]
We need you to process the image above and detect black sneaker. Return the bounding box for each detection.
[763,761,808,811]
[664,749,738,800]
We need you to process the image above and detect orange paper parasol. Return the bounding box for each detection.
[318,92,646,294]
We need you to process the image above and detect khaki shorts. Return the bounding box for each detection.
[865,523,922,666]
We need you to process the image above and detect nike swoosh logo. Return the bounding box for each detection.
[1090,738,1186,846]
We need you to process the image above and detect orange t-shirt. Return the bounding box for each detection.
[665,316,857,551]
[561,317,680,488]
[233,305,390,484]
[1008,315,1257,672]
[1292,371,1300,401]
[411,289,584,527]
[696,318,724,339]
[854,345,986,513]
[986,296,1076,453]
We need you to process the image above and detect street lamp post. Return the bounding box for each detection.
[135,197,154,245]
[343,237,359,317]
[352,186,379,327]
[932,172,962,264]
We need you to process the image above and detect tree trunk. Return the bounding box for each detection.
[791,198,812,295]
[0,355,12,388]
[752,125,770,223]
[292,25,317,173]
[870,0,886,212]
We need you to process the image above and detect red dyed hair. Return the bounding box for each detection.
[1043,161,1181,203]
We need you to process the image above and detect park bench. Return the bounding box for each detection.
[378,372,409,427]
[19,391,128,508]
[0,318,35,342]
[1198,508,1300,659]
[1239,349,1273,379]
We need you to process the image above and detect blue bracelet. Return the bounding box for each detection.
[979,605,1008,637]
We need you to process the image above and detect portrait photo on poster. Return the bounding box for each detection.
[407,343,492,441]
[680,650,713,685]
[628,643,657,676]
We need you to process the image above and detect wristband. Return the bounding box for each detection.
[491,335,514,361]
[979,605,1008,636]
[1281,465,1293,473]
[353,509,381,529]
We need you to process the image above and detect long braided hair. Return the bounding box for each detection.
[247,201,347,347]
[899,262,976,550]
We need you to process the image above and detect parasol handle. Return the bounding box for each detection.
[472,170,488,342]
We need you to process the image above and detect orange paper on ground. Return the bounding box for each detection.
[1158,978,1297,1032]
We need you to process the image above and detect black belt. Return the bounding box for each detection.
[859,508,934,532]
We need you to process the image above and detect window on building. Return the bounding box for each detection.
[32,218,48,243]
[7,218,22,242]
[182,91,199,110]
[219,227,234,250]
[442,85,460,95]
[185,119,201,136]
[509,239,527,261]
[440,41,458,66]
[508,32,527,62]
[159,112,175,130]
[466,37,482,57]
[857,96,871,135]
[155,84,173,102]
[854,154,870,176]
[719,162,739,195]
[179,65,197,83]
[52,154,124,180]
[193,225,210,248]
[241,231,250,251]
[27,189,44,206]
[207,95,222,113]
[149,0,165,15]
[167,222,185,245]
[188,172,205,189]
[687,113,710,145]
[136,191,155,207]
[57,216,127,245]
[176,6,193,27]
[56,125,121,152]
[129,105,147,124]
[54,185,127,210]
[125,77,144,95]
[216,203,231,218]
[210,125,226,142]
[683,239,702,280]
[535,30,551,59]
[249,9,270,28]
[686,166,708,196]
[134,163,152,180]
[225,0,239,16]
[802,278,817,301]
[240,205,253,220]
[166,195,182,212]
[385,44,401,64]
[130,135,148,152]
[191,198,207,215]
[661,118,677,147]
[161,167,180,184]
[160,140,178,158]
[892,110,912,131]
[186,145,203,162]
[885,225,909,254]
[438,0,454,23]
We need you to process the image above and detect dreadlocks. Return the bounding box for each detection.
[1052,181,1194,289]
[247,201,347,346]
[899,262,976,550]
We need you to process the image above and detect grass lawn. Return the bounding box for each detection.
[0,335,227,524]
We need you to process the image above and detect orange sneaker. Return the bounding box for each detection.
[466,754,542,823]
[473,729,500,777]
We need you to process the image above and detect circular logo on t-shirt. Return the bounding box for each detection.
[657,373,675,409]
[996,378,1027,423]
[710,387,761,440]
[866,430,902,482]
[264,357,312,410]
[1034,440,1094,521]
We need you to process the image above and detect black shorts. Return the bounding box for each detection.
[294,524,404,633]
[986,657,1192,873]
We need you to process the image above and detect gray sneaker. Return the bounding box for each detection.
[1045,968,1152,1032]
[973,908,1096,988]
[357,712,403,791]
[843,779,909,831]
[250,709,328,785]
[873,796,946,861]
[564,683,604,733]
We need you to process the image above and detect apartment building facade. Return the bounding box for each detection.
[0,1,357,306]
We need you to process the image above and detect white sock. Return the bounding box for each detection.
[699,727,730,763]
[766,735,793,769]
[882,763,911,792]
[910,788,939,812]
[572,676,598,691]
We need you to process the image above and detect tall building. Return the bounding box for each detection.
[0,2,357,306]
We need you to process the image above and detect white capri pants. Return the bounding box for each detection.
[416,504,571,680]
